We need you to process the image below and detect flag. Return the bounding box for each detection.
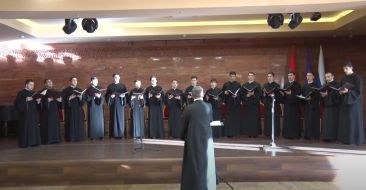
[318,45,325,86]
[305,48,313,84]
[289,46,297,76]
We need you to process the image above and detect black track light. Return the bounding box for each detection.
[62,19,77,35]
[82,18,98,33]
[267,14,284,29]
[288,13,303,29]
[310,12,322,21]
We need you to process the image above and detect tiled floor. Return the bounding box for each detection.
[0,182,351,190]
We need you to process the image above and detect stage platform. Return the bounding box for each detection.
[0,138,366,187]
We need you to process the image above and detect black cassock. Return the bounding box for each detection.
[184,85,194,106]
[129,88,145,138]
[14,89,41,148]
[302,82,321,140]
[222,81,241,137]
[145,85,165,138]
[204,87,223,138]
[338,73,364,145]
[321,81,341,141]
[164,88,183,138]
[282,81,302,139]
[105,83,127,138]
[180,100,216,190]
[242,82,262,136]
[62,86,85,142]
[40,89,62,144]
[262,82,282,137]
[85,86,105,139]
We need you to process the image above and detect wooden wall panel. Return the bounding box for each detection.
[0,36,365,125]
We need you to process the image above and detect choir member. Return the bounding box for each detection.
[164,79,183,138]
[62,77,85,142]
[129,80,145,139]
[144,76,165,138]
[39,79,62,144]
[338,62,364,145]
[282,72,302,139]
[105,73,128,139]
[222,71,241,137]
[85,76,105,140]
[14,79,41,148]
[204,79,223,138]
[262,72,282,138]
[184,76,198,106]
[320,72,341,141]
[242,72,262,137]
[180,86,216,190]
[302,72,321,140]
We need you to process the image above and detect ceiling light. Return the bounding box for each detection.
[267,14,284,29]
[288,13,303,29]
[310,12,322,21]
[82,18,98,33]
[62,19,77,35]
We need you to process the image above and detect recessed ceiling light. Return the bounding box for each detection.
[194,57,202,60]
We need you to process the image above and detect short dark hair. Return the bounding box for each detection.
[191,76,198,80]
[90,76,97,81]
[210,79,217,83]
[150,75,157,81]
[112,73,119,77]
[288,71,296,75]
[229,71,236,76]
[325,72,333,76]
[306,72,314,76]
[267,72,275,76]
[25,79,34,84]
[343,61,353,68]
[248,72,255,76]
[69,76,77,81]
[43,79,51,84]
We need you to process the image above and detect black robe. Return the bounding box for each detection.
[40,89,62,144]
[242,82,262,136]
[338,73,364,145]
[180,100,216,190]
[262,82,282,137]
[321,81,341,141]
[145,85,165,138]
[282,81,302,139]
[129,88,145,138]
[164,88,183,138]
[302,82,321,140]
[105,83,127,138]
[184,85,195,106]
[222,81,241,137]
[62,86,85,142]
[14,89,41,148]
[85,86,105,139]
[204,87,223,138]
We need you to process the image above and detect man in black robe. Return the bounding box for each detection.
[184,76,198,106]
[282,72,302,139]
[222,71,241,137]
[39,79,62,144]
[105,73,128,139]
[262,72,282,138]
[338,62,364,145]
[302,72,321,140]
[85,76,105,140]
[62,77,85,142]
[144,76,165,138]
[242,72,262,137]
[205,79,223,138]
[14,79,41,148]
[164,79,183,138]
[180,86,216,190]
[320,72,341,141]
[129,80,145,139]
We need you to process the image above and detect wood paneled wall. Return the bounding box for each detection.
[0,36,365,124]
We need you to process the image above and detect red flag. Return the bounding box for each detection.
[289,46,297,76]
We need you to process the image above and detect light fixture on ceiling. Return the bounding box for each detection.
[62,19,77,34]
[310,12,322,21]
[267,14,284,29]
[82,18,98,33]
[288,13,303,29]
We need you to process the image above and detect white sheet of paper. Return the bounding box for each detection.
[210,121,224,126]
